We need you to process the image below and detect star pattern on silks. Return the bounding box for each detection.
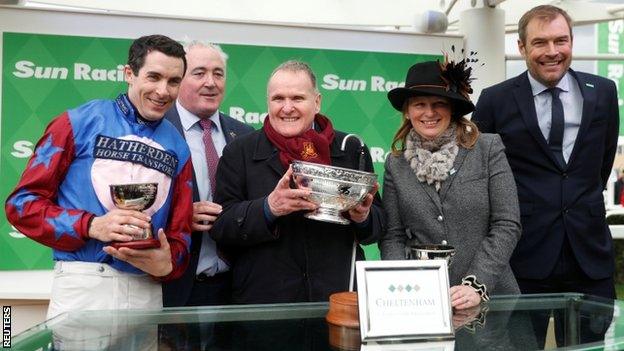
[30,135,64,170]
[45,210,81,242]
[7,189,38,217]
[176,232,191,265]
[175,251,184,266]
[182,232,191,249]
[186,180,193,190]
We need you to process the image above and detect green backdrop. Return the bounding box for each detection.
[0,32,435,270]
[597,21,624,135]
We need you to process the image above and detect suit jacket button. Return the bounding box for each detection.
[437,215,444,222]
[562,172,568,178]
[242,233,248,240]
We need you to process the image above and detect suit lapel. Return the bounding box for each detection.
[513,73,563,169]
[566,70,597,167]
[220,112,240,144]
[267,153,284,177]
[439,146,468,202]
[166,107,186,139]
[253,132,284,177]
[166,107,201,203]
[417,178,443,213]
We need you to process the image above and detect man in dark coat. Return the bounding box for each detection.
[472,4,618,346]
[211,60,385,303]
[162,41,254,307]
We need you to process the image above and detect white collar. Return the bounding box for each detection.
[176,100,221,132]
[527,71,571,97]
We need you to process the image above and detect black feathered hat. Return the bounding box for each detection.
[387,57,476,117]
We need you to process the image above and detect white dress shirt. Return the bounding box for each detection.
[528,71,583,163]
[176,100,229,276]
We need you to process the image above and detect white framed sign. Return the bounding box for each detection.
[360,340,455,351]
[356,260,454,342]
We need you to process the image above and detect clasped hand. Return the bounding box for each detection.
[102,229,173,277]
[268,166,378,224]
[192,201,222,232]
[89,209,172,277]
[267,166,318,217]
[345,182,378,224]
[450,284,481,310]
[88,208,150,242]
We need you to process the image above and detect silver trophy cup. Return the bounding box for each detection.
[408,244,456,266]
[291,160,377,225]
[109,183,159,248]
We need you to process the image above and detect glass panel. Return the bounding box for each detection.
[11,294,624,350]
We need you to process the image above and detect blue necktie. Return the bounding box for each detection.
[548,87,565,167]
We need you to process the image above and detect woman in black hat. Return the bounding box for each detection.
[379,58,522,309]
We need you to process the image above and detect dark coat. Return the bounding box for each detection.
[210,128,385,304]
[472,70,619,280]
[380,134,521,294]
[162,106,254,307]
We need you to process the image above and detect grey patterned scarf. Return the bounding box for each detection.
[404,124,458,191]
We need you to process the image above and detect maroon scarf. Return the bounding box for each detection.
[263,114,336,168]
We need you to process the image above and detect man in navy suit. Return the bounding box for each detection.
[162,41,254,307]
[472,5,619,299]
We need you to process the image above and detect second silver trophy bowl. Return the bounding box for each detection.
[409,244,456,266]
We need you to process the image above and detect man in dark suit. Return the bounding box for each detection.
[472,5,619,299]
[162,41,254,307]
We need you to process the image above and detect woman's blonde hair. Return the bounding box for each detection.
[390,98,480,155]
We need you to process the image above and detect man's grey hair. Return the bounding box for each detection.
[269,60,319,93]
[182,39,229,65]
